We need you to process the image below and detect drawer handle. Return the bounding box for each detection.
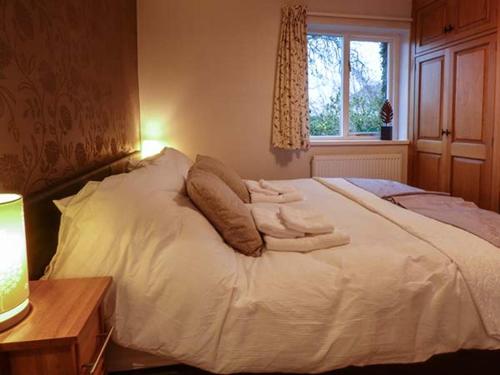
[82,326,114,375]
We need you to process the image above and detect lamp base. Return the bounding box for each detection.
[0,301,31,332]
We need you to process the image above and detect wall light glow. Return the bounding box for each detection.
[141,140,168,158]
[141,119,169,158]
[142,119,166,140]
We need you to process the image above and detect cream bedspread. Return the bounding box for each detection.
[45,175,500,373]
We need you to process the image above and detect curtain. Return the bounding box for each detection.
[271,5,310,150]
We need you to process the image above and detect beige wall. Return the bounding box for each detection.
[137,0,412,180]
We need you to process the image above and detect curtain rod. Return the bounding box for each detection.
[307,11,413,23]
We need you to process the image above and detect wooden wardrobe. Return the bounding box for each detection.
[410,0,500,211]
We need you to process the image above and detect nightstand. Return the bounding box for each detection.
[0,277,112,375]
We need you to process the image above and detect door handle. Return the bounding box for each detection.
[443,24,454,33]
[441,129,452,136]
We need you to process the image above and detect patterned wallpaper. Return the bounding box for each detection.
[0,0,140,195]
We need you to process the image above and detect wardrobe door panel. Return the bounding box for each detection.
[419,58,445,138]
[451,157,484,205]
[454,48,485,141]
[414,0,436,10]
[414,50,449,192]
[416,152,443,191]
[415,0,449,53]
[448,34,495,208]
[453,0,496,36]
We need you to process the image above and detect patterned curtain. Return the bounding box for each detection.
[271,5,310,150]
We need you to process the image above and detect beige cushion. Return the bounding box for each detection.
[186,168,263,257]
[193,155,250,203]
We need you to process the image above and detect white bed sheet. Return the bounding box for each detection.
[45,175,500,373]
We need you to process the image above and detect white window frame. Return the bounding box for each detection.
[307,28,401,141]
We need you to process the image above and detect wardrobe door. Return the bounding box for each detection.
[451,0,497,37]
[448,34,496,208]
[415,0,450,54]
[414,49,450,192]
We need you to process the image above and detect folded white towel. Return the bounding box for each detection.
[252,207,304,239]
[259,180,297,194]
[251,191,304,204]
[279,206,335,234]
[245,180,279,196]
[264,231,351,252]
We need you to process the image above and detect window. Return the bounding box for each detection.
[308,32,395,139]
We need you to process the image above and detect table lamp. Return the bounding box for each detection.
[0,194,30,332]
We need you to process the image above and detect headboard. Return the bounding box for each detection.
[23,152,141,280]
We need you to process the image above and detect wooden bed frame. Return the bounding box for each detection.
[20,152,500,374]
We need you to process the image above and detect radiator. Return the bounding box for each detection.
[311,154,403,182]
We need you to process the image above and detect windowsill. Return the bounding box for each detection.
[310,139,410,147]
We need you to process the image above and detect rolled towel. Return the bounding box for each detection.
[245,180,279,196]
[279,206,334,234]
[259,180,297,194]
[252,207,304,238]
[264,231,351,252]
[251,191,303,204]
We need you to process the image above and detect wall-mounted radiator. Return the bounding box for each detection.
[311,154,403,182]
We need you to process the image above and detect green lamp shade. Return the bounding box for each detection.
[0,194,30,331]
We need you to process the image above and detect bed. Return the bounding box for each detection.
[23,149,500,374]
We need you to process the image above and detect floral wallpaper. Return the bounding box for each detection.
[0,0,139,194]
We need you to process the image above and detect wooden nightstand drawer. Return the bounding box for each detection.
[8,345,78,375]
[0,278,112,375]
[79,311,113,375]
[79,310,101,372]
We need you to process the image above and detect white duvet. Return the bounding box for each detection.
[45,173,500,373]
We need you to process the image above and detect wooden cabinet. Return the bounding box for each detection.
[0,278,112,375]
[414,0,497,54]
[411,0,500,211]
[412,15,498,210]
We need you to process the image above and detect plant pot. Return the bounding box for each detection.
[380,126,393,141]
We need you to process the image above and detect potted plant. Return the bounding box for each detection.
[379,99,393,140]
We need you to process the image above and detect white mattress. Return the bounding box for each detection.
[45,174,500,373]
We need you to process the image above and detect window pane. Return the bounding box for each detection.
[349,40,388,134]
[307,34,343,137]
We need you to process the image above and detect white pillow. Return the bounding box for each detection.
[53,195,74,214]
[128,147,193,194]
[53,181,100,214]
[127,149,165,171]
[54,148,192,214]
